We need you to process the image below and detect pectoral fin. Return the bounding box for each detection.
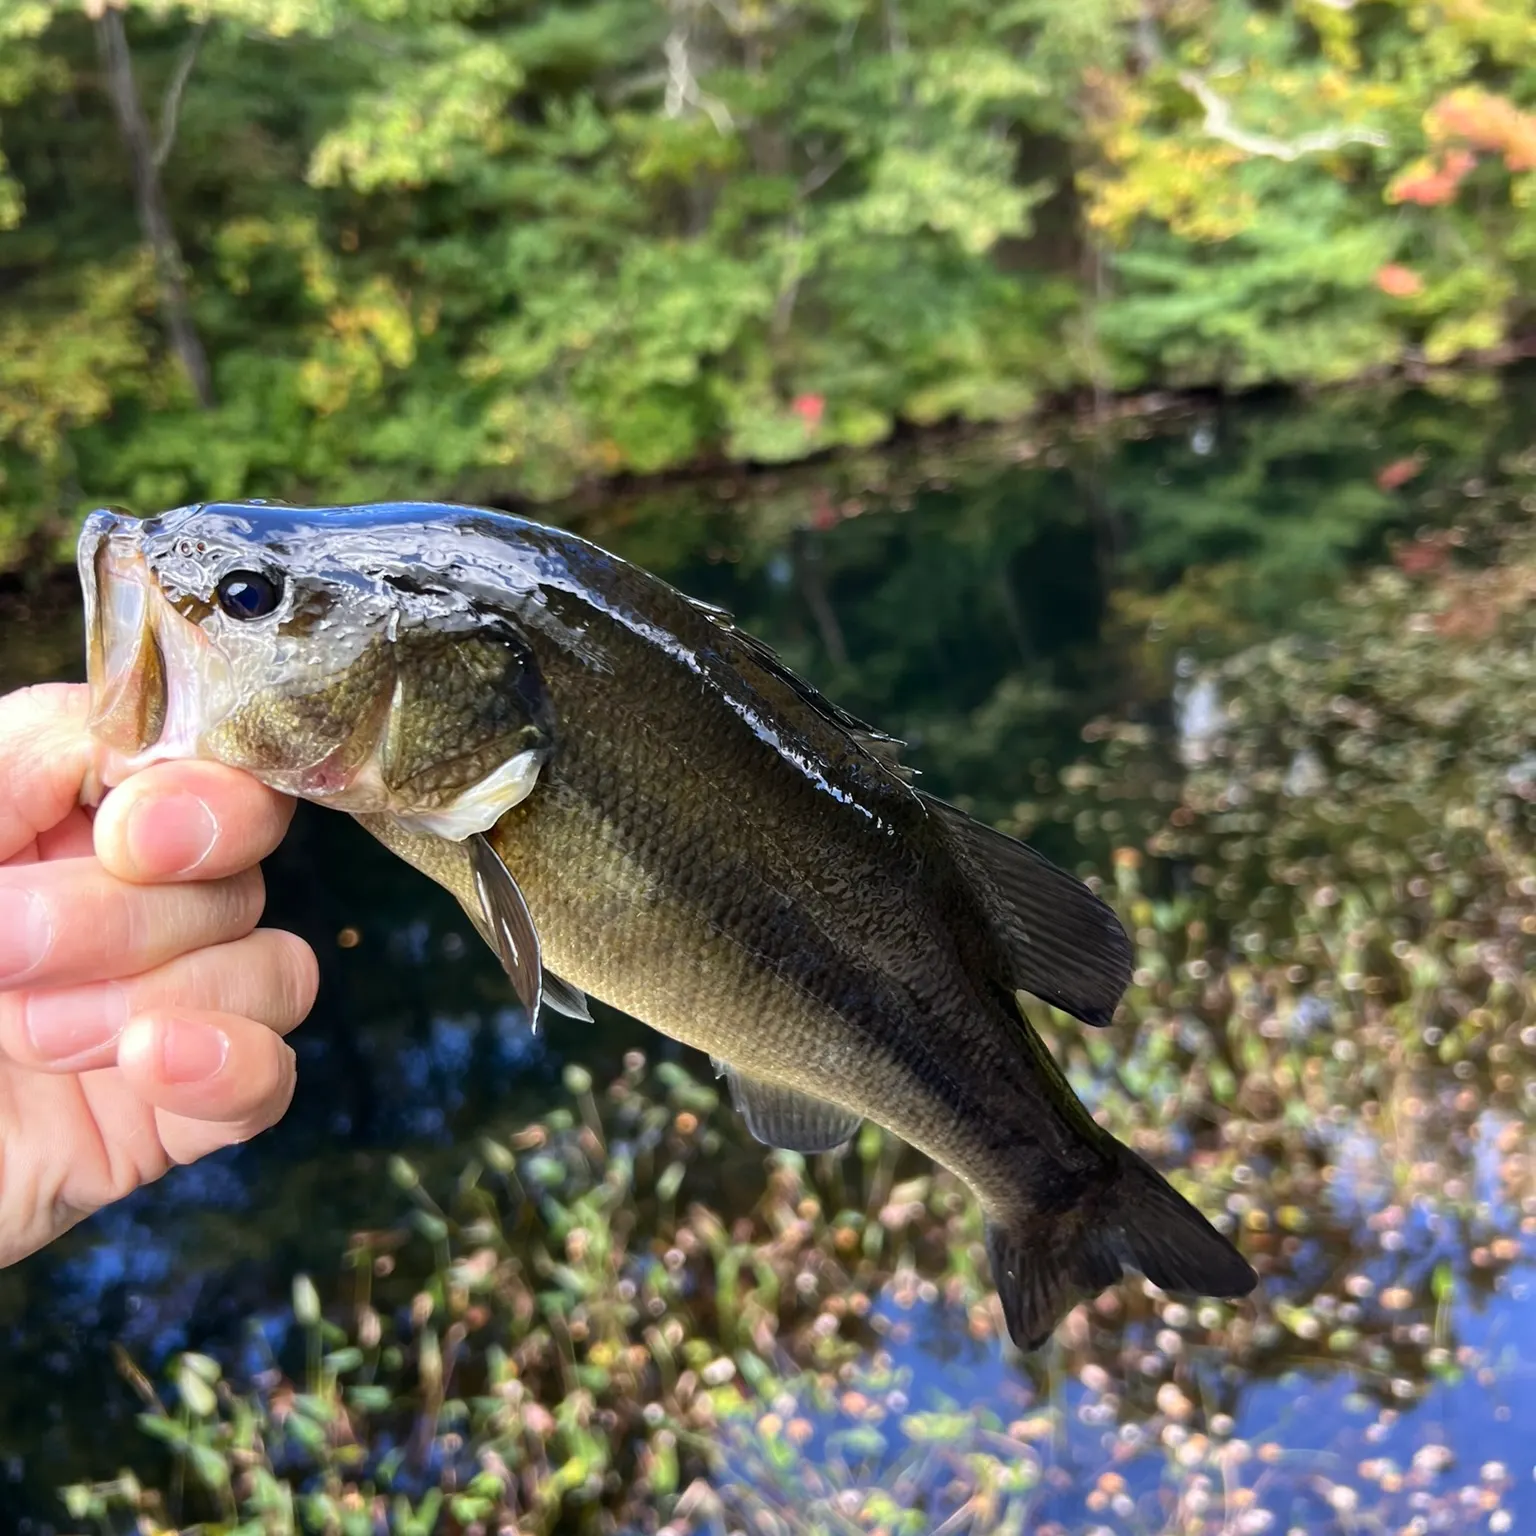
[713,1060,862,1153]
[468,832,544,1028]
[543,969,593,1022]
[355,812,566,1030]
[923,794,1132,1027]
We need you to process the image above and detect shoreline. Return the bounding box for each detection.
[493,342,1536,521]
[5,351,1534,586]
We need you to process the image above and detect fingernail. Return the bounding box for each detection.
[24,982,129,1063]
[126,793,218,877]
[0,888,51,983]
[123,1015,230,1084]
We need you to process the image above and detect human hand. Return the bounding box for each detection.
[0,683,317,1266]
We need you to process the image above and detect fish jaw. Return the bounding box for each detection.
[77,508,235,784]
[80,509,163,758]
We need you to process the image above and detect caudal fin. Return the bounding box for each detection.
[986,1145,1257,1351]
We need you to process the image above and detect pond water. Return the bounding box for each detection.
[2,373,1535,1534]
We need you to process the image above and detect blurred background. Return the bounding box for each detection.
[2,2,1536,1533]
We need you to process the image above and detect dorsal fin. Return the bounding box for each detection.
[686,596,915,782]
[923,795,1132,1027]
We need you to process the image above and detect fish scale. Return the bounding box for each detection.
[488,575,1120,1201]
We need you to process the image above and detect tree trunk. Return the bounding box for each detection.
[95,7,215,409]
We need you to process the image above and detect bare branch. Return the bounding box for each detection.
[771,222,804,340]
[799,148,847,199]
[663,27,733,134]
[1179,70,1388,161]
[1133,0,1162,70]
[96,6,215,408]
[154,21,207,170]
[705,0,745,29]
[605,67,669,105]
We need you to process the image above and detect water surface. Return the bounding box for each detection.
[2,373,1535,1532]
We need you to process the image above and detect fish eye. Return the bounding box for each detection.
[215,569,283,620]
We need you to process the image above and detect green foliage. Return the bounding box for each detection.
[1081,0,1536,385]
[1,0,1533,560]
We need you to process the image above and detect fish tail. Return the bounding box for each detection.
[985,1144,1257,1351]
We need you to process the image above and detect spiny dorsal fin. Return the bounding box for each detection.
[686,596,914,782]
[713,1059,862,1153]
[923,794,1132,1028]
[850,729,912,779]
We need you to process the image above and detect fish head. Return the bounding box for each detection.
[78,502,557,835]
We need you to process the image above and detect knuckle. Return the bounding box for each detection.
[220,866,267,935]
[114,875,149,960]
[281,935,320,1023]
[146,873,265,966]
[1,683,81,741]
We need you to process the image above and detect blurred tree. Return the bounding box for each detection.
[93,7,215,407]
[0,0,1531,562]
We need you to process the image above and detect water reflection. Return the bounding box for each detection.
[2,372,1535,1529]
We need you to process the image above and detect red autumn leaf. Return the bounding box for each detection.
[1395,538,1448,577]
[1376,454,1426,492]
[1427,90,1536,173]
[1386,152,1475,207]
[791,393,826,428]
[1375,264,1424,299]
[809,487,838,530]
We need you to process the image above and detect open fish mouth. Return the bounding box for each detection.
[79,509,169,757]
[77,508,234,769]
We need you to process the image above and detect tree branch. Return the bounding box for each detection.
[799,147,847,198]
[153,21,206,170]
[96,7,216,409]
[663,27,733,134]
[771,220,804,341]
[1179,70,1388,161]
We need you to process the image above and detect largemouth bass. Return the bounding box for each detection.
[77,500,1256,1349]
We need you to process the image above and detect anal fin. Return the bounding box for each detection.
[715,1062,861,1154]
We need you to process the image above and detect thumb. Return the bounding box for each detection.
[0,685,96,863]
